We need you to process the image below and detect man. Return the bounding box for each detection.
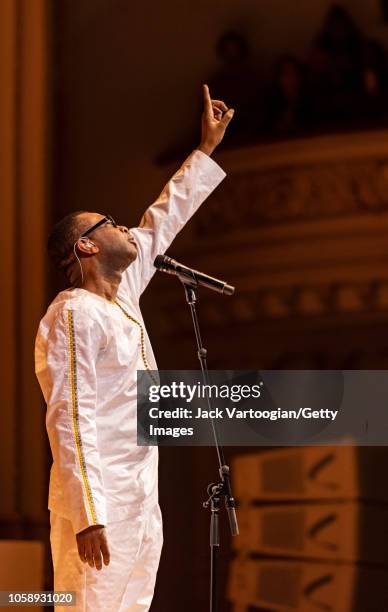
[35,85,234,611]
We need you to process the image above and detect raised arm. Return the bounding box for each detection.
[121,85,234,298]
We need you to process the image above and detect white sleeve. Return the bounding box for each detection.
[37,308,107,534]
[121,149,226,299]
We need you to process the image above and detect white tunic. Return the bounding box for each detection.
[35,150,226,534]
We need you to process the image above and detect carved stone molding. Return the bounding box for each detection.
[184,131,388,237]
[195,157,388,236]
[155,279,388,335]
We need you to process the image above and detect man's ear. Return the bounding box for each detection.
[76,237,99,255]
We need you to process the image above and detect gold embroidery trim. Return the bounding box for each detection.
[67,309,98,525]
[113,299,158,386]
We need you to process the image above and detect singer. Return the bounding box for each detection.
[34,85,234,611]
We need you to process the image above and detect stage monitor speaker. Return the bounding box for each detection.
[233,502,388,564]
[228,556,388,611]
[233,447,388,503]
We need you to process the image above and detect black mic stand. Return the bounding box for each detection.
[180,279,239,612]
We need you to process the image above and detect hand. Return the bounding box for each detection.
[76,524,110,570]
[198,84,235,156]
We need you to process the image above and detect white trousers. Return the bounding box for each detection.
[50,504,163,611]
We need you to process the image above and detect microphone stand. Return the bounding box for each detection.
[180,278,239,612]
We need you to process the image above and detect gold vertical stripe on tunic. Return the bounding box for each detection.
[67,309,97,525]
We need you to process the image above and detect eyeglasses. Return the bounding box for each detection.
[81,214,117,238]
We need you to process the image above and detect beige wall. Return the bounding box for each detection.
[0,0,49,529]
[0,0,17,520]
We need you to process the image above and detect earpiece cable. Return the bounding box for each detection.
[73,240,84,285]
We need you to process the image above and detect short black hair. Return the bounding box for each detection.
[47,210,88,271]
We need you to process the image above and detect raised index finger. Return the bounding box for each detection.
[203,84,213,117]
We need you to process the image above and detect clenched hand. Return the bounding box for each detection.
[76,525,110,571]
[198,84,234,157]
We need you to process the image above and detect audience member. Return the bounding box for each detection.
[360,38,388,120]
[307,4,363,124]
[264,55,312,135]
[208,31,261,143]
[160,5,388,159]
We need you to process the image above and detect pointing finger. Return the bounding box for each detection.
[203,84,213,118]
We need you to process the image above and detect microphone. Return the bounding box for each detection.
[154,254,235,296]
